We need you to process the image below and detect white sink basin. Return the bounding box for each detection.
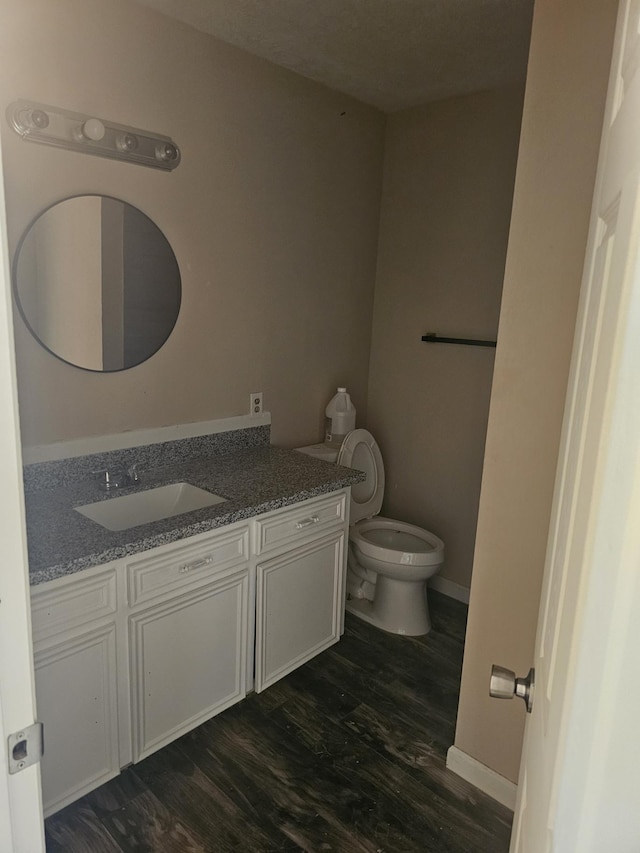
[75,483,227,531]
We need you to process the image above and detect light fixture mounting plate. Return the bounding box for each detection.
[6,99,181,171]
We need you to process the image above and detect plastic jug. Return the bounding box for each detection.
[325,387,356,448]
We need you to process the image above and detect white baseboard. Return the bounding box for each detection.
[428,576,470,604]
[23,412,271,464]
[446,745,517,810]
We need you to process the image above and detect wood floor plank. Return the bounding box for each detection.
[45,801,122,853]
[178,701,381,852]
[265,647,511,832]
[131,742,285,852]
[301,643,460,751]
[262,657,363,722]
[329,733,511,853]
[424,590,469,645]
[182,691,507,853]
[99,788,209,853]
[83,770,149,816]
[262,681,512,848]
[336,614,464,695]
[292,649,457,755]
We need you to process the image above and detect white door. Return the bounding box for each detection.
[511,1,640,849]
[0,139,46,845]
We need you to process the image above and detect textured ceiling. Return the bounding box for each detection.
[134,0,534,112]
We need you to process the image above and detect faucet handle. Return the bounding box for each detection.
[91,469,113,490]
[91,466,140,490]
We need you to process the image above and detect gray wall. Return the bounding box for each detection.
[1,0,385,449]
[367,88,525,589]
[455,0,618,783]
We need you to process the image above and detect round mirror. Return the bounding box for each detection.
[13,195,181,372]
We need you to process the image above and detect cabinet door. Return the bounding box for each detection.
[255,530,345,692]
[130,568,249,761]
[34,623,119,817]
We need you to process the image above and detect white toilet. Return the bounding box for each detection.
[296,429,444,636]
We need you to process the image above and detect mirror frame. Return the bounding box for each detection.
[12,194,182,373]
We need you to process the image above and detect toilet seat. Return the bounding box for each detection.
[338,429,444,570]
[337,429,385,523]
[350,516,445,567]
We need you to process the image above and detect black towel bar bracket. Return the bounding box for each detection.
[421,333,497,349]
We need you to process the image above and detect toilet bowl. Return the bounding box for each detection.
[296,429,444,636]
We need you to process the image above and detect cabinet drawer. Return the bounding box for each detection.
[254,492,346,555]
[31,569,117,641]
[127,524,249,607]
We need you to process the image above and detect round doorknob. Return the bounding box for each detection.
[490,664,535,713]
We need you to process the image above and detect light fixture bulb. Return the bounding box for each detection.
[14,108,49,133]
[81,118,105,141]
[29,109,49,129]
[155,142,179,163]
[116,133,138,152]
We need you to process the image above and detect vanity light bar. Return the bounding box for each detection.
[6,100,181,171]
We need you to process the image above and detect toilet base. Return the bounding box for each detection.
[345,576,431,636]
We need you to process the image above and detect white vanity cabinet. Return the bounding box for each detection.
[126,523,251,762]
[254,492,347,691]
[30,487,349,816]
[31,568,121,817]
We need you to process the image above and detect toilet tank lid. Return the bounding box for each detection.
[337,429,384,522]
[294,443,340,463]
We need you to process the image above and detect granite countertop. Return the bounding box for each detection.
[25,446,364,586]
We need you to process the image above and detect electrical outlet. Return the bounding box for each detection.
[250,392,263,415]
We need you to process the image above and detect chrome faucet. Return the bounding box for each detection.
[93,465,140,491]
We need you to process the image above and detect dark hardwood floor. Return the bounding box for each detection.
[45,591,513,852]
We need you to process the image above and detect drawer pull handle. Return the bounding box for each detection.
[178,555,213,574]
[295,515,320,529]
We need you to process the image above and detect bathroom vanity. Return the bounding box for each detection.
[23,434,363,817]
[12,184,367,817]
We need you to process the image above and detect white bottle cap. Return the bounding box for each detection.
[337,387,346,392]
